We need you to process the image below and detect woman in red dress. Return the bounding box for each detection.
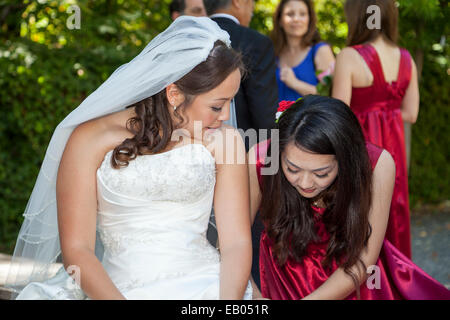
[332,0,419,258]
[248,96,449,299]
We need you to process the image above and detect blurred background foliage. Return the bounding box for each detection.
[0,0,448,254]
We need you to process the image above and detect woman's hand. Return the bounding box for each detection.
[279,65,299,89]
[279,63,317,96]
[249,276,266,300]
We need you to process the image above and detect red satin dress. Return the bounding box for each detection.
[350,44,412,258]
[256,140,450,300]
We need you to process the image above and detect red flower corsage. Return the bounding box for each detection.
[275,100,297,123]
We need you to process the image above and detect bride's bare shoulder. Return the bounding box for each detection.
[64,108,135,163]
[204,125,246,166]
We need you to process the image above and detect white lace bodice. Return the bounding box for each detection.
[97,143,216,203]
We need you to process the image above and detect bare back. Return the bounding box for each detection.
[351,40,402,88]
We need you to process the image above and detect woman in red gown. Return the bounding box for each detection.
[248,96,449,299]
[332,0,420,258]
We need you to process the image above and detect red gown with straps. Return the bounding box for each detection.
[350,44,412,258]
[256,140,450,300]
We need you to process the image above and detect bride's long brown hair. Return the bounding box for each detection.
[111,40,244,168]
[260,95,373,298]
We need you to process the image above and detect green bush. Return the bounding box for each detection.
[409,47,450,206]
[0,38,142,253]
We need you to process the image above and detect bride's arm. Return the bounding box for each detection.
[213,127,252,300]
[247,144,268,300]
[247,144,262,225]
[57,121,126,300]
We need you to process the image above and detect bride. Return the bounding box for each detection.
[6,17,253,300]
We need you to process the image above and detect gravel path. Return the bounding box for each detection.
[411,210,450,289]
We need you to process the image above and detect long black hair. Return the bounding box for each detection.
[260,95,373,298]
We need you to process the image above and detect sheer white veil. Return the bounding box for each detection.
[5,16,231,292]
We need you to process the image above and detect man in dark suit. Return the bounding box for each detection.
[204,0,277,291]
[204,0,278,149]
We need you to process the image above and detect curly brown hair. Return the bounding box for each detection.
[111,40,244,169]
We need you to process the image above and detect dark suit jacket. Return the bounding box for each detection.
[211,17,278,148]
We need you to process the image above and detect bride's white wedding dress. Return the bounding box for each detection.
[16,143,252,300]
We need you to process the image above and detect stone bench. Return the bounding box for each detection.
[0,253,61,300]
[0,286,15,300]
[0,253,14,300]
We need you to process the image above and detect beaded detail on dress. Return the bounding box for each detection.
[97,143,216,203]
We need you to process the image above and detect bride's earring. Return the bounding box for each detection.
[170,100,177,111]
